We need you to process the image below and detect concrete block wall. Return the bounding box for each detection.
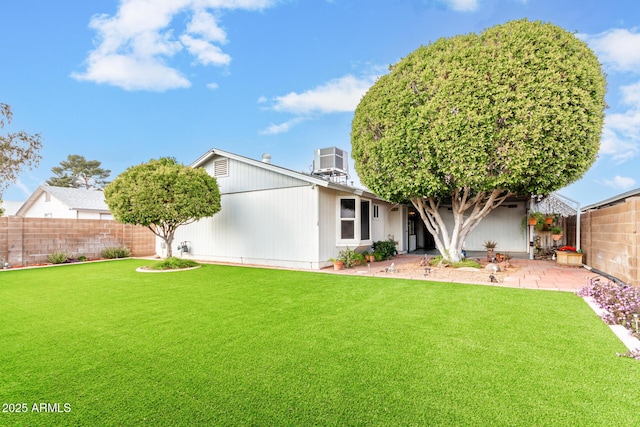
[580,196,640,287]
[0,217,155,267]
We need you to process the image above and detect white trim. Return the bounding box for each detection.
[336,195,373,246]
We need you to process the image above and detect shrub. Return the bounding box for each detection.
[338,247,357,269]
[48,250,69,264]
[101,246,131,259]
[429,256,481,269]
[371,239,397,261]
[77,255,87,262]
[149,257,199,270]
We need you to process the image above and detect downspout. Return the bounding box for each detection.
[529,197,535,260]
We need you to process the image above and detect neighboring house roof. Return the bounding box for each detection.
[0,200,24,216]
[192,148,386,201]
[582,187,640,211]
[16,185,110,216]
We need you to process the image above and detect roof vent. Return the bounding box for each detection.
[261,153,272,164]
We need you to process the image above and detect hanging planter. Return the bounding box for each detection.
[551,226,563,241]
[545,217,553,225]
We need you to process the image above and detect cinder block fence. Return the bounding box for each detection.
[0,217,155,267]
[579,196,640,287]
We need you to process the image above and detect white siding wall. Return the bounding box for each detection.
[318,188,337,265]
[77,211,111,220]
[440,202,527,252]
[205,157,306,194]
[22,194,75,218]
[169,185,320,269]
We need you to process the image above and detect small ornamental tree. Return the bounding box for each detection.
[0,103,42,214]
[104,157,221,258]
[351,19,606,262]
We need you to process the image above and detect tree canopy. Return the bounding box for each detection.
[104,157,221,258]
[47,154,111,189]
[0,103,42,214]
[351,19,606,261]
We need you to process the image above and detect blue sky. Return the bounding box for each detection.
[1,0,639,207]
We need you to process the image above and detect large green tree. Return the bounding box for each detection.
[351,19,606,262]
[0,103,42,214]
[47,154,111,189]
[104,157,221,258]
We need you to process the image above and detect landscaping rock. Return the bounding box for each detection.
[485,263,501,272]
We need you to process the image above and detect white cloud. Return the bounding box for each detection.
[186,10,227,43]
[71,0,274,91]
[180,34,231,66]
[73,53,191,91]
[603,175,637,190]
[600,80,640,162]
[14,179,32,198]
[206,82,219,90]
[581,28,640,72]
[259,118,306,135]
[621,80,640,105]
[260,71,381,135]
[270,74,377,115]
[441,0,479,12]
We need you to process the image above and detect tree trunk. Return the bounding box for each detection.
[164,233,174,258]
[147,225,176,259]
[412,188,512,263]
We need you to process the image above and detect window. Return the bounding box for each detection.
[340,199,356,239]
[373,204,380,219]
[360,201,370,240]
[338,197,372,243]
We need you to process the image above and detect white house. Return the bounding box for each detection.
[164,148,533,269]
[0,200,23,216]
[164,148,407,269]
[15,185,113,220]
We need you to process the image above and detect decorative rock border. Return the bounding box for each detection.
[135,265,202,273]
[582,296,640,352]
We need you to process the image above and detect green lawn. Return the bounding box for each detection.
[1,260,638,426]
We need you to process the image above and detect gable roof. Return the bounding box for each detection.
[16,185,110,216]
[192,148,385,200]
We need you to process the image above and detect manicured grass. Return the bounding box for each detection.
[1,260,639,426]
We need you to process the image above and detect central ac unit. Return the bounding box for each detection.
[313,147,349,177]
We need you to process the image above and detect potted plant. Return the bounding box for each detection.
[483,240,498,261]
[353,251,367,266]
[550,226,563,241]
[527,212,548,231]
[362,251,376,263]
[338,246,356,269]
[329,258,344,270]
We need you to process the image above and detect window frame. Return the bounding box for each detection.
[337,196,373,246]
